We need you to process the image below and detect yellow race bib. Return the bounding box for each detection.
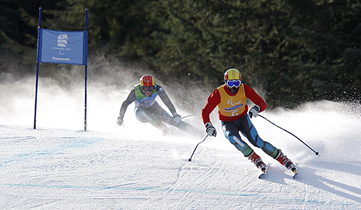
[217,84,247,117]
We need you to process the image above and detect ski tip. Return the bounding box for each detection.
[258,173,266,179]
[293,173,299,179]
[258,163,270,179]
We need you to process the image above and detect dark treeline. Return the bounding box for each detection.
[1,0,361,108]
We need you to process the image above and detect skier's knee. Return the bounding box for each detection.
[136,110,152,123]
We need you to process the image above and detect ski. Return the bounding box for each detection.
[292,172,299,179]
[258,172,266,179]
[258,163,270,179]
[258,164,299,179]
[292,163,299,179]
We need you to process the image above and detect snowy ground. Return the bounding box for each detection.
[1,75,361,209]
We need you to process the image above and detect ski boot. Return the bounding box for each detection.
[275,150,298,174]
[247,151,267,173]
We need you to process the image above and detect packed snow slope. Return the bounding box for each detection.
[1,73,361,209]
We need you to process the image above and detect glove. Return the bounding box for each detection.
[249,105,260,118]
[205,122,217,137]
[172,113,182,125]
[117,116,123,126]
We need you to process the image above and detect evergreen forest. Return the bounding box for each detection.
[1,0,361,108]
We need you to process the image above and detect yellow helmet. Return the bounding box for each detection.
[224,68,242,80]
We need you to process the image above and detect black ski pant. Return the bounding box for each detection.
[221,114,279,158]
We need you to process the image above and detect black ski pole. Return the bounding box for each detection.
[258,114,319,156]
[188,135,208,161]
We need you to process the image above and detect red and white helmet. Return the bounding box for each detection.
[140,74,155,87]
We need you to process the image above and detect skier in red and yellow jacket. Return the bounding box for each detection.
[201,68,297,174]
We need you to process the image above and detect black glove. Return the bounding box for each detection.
[205,122,217,137]
[249,105,260,118]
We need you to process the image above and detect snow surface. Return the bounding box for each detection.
[1,73,361,209]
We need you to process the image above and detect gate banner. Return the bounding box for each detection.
[38,28,88,65]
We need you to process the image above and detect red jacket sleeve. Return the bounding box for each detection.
[201,88,221,124]
[244,84,266,112]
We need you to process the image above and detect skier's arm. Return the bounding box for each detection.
[157,86,177,115]
[201,89,221,124]
[119,89,136,119]
[244,84,266,112]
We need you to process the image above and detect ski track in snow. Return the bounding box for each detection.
[1,123,361,209]
[1,77,361,209]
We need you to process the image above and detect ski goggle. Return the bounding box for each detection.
[226,80,241,88]
[142,86,154,92]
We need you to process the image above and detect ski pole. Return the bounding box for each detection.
[188,135,208,161]
[258,114,319,156]
[181,114,194,120]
